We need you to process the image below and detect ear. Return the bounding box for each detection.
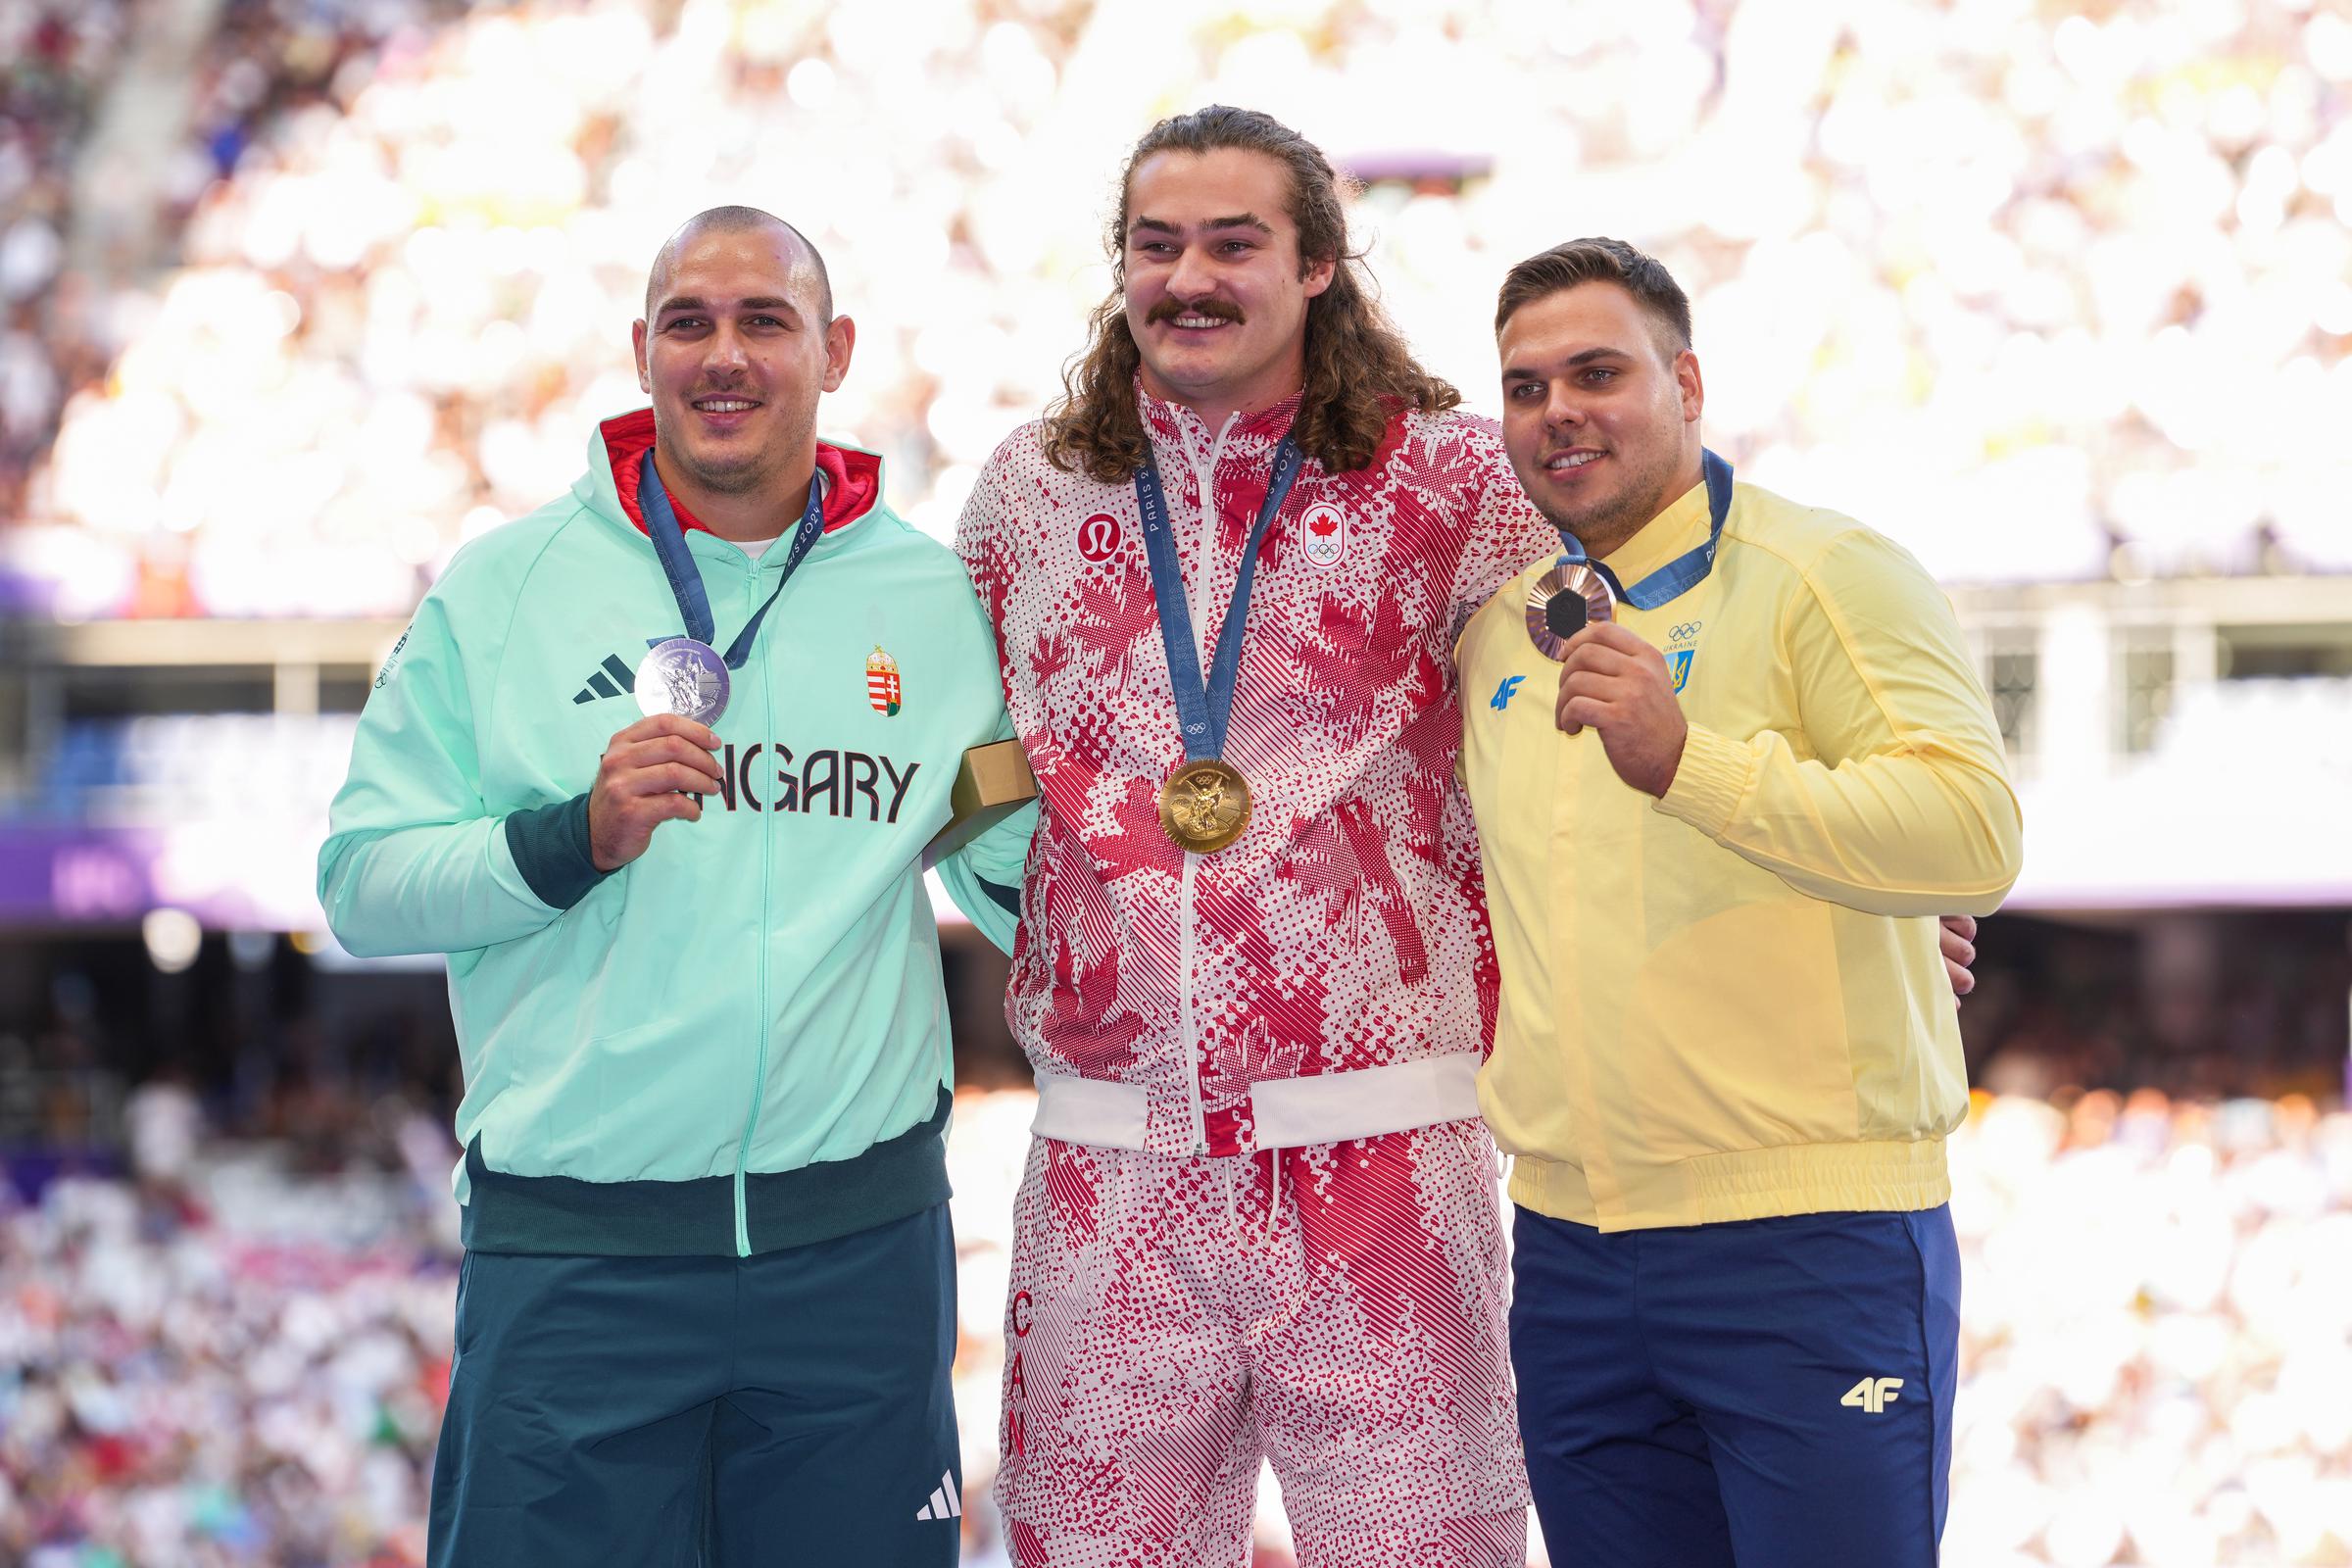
[1674,349,1703,423]
[632,318,651,394]
[1300,252,1338,300]
[820,315,857,394]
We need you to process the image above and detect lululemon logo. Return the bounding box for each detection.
[1078,513,1122,563]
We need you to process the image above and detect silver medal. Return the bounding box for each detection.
[635,637,730,723]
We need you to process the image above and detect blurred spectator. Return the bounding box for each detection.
[5,1085,2349,1565]
[8,0,2351,617]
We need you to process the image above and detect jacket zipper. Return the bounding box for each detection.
[1176,413,1237,1158]
[733,553,775,1255]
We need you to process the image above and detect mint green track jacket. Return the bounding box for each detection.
[318,414,1031,1256]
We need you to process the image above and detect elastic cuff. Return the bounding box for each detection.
[1652,723,1753,839]
[502,792,611,909]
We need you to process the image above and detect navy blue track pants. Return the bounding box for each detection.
[1510,1204,1959,1567]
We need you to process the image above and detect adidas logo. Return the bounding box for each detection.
[571,654,637,705]
[913,1470,962,1522]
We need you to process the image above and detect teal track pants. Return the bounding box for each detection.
[428,1202,961,1567]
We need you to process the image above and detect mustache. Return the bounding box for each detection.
[1146,297,1245,326]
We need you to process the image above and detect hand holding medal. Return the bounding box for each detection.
[594,450,826,866]
[587,712,723,871]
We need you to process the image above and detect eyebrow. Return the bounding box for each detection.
[1500,346,1633,380]
[1128,214,1275,238]
[655,295,801,319]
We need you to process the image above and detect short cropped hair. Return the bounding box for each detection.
[1494,237,1691,355]
[646,205,833,323]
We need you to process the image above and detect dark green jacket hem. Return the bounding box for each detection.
[460,1086,952,1256]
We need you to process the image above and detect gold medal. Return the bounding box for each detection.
[1157,759,1252,854]
[1525,562,1615,661]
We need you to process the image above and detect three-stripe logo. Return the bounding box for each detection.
[913,1470,961,1522]
[571,654,636,705]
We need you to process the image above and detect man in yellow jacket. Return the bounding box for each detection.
[1456,237,2023,1567]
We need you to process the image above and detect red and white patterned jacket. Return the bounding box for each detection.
[956,387,1557,1158]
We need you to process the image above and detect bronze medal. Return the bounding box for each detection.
[1525,562,1616,661]
[1157,759,1252,854]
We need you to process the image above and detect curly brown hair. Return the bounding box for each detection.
[1040,106,1458,483]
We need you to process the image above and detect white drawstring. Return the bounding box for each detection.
[1215,1145,1288,1243]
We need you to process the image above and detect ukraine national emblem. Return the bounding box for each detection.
[1666,648,1694,694]
[865,646,902,715]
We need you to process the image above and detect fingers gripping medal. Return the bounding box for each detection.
[1524,562,1616,661]
[1134,436,1307,855]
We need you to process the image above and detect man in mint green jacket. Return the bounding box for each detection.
[318,207,1029,1567]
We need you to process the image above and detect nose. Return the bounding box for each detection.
[1544,382,1585,433]
[703,322,750,375]
[1167,243,1215,303]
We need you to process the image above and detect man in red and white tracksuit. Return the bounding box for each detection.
[954,108,1557,1567]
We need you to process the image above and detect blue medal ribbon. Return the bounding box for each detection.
[1133,435,1305,762]
[638,456,826,666]
[1552,447,1734,610]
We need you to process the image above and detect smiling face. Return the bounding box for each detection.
[1498,281,1704,559]
[1120,148,1335,426]
[632,219,851,516]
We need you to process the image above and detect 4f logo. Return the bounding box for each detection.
[1841,1377,1904,1414]
[1491,674,1525,711]
[1077,513,1121,563]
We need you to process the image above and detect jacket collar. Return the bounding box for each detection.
[593,409,880,539]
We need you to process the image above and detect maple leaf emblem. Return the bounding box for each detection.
[1291,591,1427,733]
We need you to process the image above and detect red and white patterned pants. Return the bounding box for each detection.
[994,1118,1530,1566]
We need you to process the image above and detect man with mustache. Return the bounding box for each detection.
[320,207,1030,1566]
[950,105,1547,1565]
[954,102,1984,1564]
[1458,237,2022,1566]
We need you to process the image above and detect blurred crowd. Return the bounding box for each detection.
[4,0,2350,618]
[3,1084,2348,1566]
[1960,910,2352,1105]
[1945,1090,2352,1568]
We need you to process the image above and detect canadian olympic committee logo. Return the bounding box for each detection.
[1299,502,1346,567]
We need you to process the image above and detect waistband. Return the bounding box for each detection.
[1031,1054,1482,1153]
[1509,1136,1952,1234]
[461,1087,952,1256]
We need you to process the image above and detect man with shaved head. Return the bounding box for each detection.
[320,206,1034,1565]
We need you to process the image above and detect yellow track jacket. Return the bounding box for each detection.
[1456,474,2022,1232]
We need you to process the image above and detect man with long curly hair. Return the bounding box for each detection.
[948,106,1555,1566]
